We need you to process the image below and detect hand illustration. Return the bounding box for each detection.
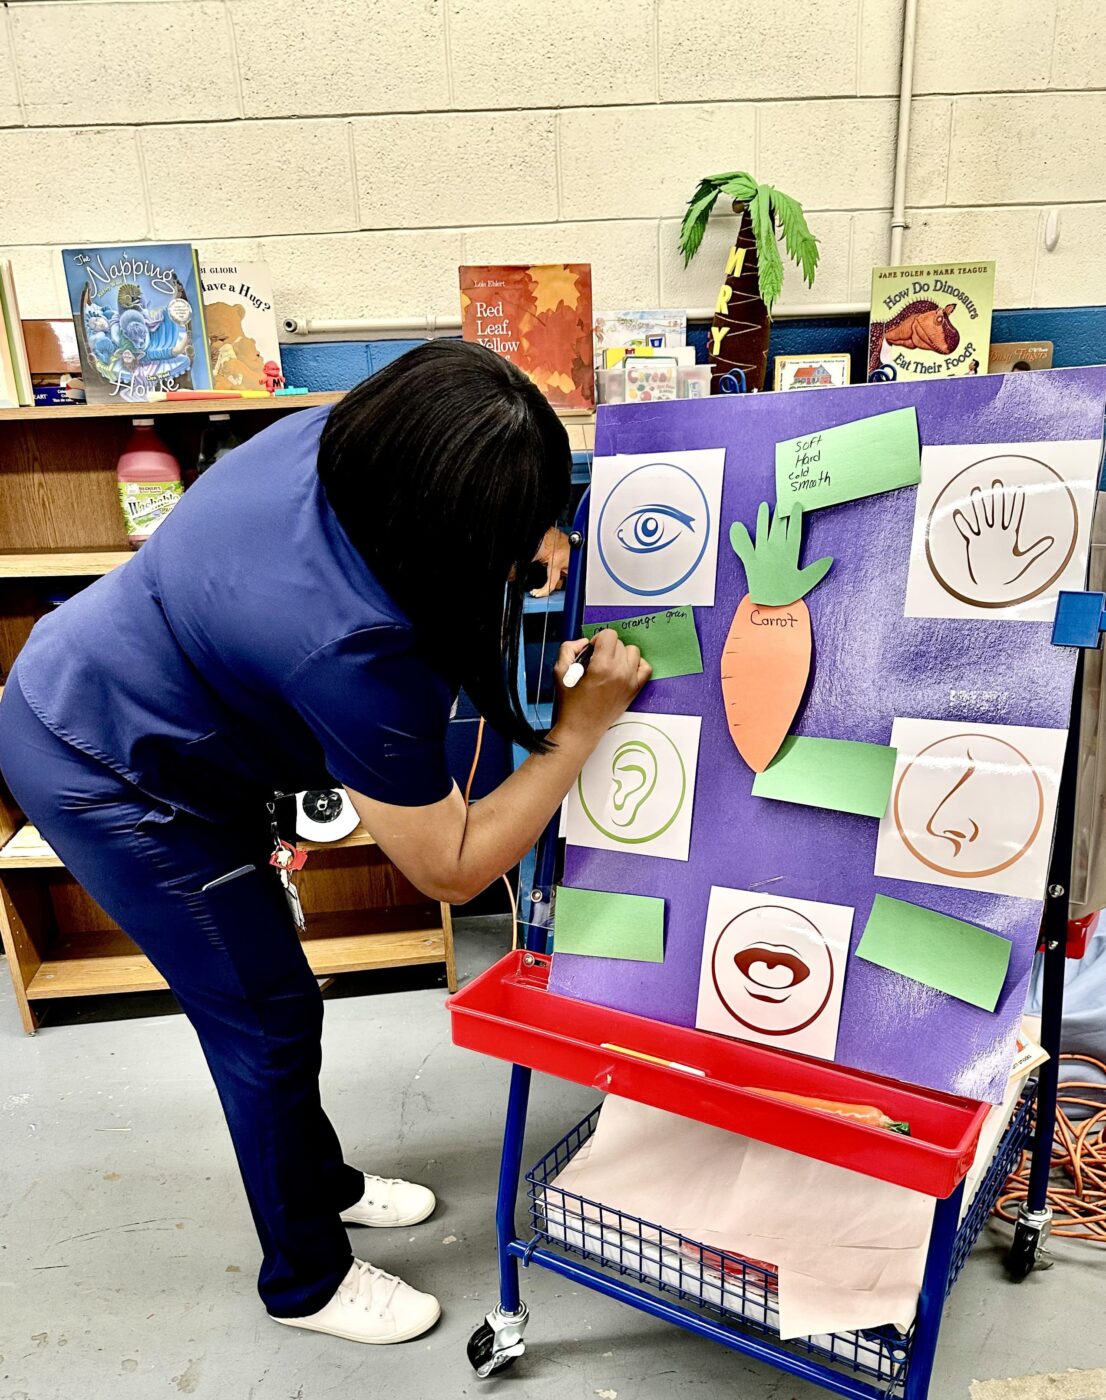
[952,479,1055,591]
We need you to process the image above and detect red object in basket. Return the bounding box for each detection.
[1037,910,1099,958]
[447,950,990,1200]
[1067,910,1098,959]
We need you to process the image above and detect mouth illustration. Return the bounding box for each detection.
[733,943,811,1004]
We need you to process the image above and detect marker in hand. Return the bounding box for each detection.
[562,639,594,690]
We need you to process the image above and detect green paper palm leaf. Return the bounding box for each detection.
[768,185,819,287]
[677,169,819,310]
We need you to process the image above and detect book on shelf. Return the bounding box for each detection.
[988,340,1053,374]
[0,262,33,406]
[60,244,213,404]
[0,301,18,408]
[198,260,283,391]
[459,263,594,411]
[22,319,84,406]
[868,261,995,383]
[593,308,686,361]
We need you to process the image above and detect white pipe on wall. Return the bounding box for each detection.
[282,303,871,339]
[889,0,919,264]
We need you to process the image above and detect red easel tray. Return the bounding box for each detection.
[448,950,992,1199]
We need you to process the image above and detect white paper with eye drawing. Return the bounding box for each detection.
[565,712,701,862]
[695,886,853,1061]
[586,449,726,606]
[874,716,1068,899]
[905,440,1100,622]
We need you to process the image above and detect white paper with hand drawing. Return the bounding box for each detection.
[905,440,1100,622]
[547,1095,933,1341]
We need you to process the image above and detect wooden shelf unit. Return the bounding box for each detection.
[0,391,343,423]
[0,392,456,1033]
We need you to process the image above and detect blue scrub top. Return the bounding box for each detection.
[14,407,455,822]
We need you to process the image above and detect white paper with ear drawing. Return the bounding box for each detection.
[874,716,1067,899]
[586,449,725,607]
[904,440,1100,622]
[565,713,701,862]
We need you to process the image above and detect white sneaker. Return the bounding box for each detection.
[341,1174,436,1228]
[271,1259,440,1345]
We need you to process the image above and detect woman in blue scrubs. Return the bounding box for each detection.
[0,342,649,1346]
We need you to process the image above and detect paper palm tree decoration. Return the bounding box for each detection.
[678,172,819,393]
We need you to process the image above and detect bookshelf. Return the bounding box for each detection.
[0,392,459,1033]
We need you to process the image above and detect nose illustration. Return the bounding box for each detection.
[609,739,658,827]
[925,748,981,858]
[734,944,811,1003]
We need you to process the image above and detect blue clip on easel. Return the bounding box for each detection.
[1052,589,1106,648]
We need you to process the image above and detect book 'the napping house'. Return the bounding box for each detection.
[61,244,213,404]
[459,263,594,411]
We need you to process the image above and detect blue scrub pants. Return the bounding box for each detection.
[0,676,363,1317]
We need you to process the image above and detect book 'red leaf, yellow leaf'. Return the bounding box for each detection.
[529,264,582,316]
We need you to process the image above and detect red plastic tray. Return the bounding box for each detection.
[447,950,991,1199]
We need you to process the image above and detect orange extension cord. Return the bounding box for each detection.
[995,1055,1106,1242]
[464,716,520,952]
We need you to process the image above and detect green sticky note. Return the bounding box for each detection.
[582,608,703,681]
[775,406,920,515]
[857,894,1012,1011]
[554,886,665,962]
[752,736,898,819]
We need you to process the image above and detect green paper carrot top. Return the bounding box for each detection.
[721,502,834,773]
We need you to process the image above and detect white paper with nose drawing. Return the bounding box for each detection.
[564,712,702,862]
[904,440,1101,622]
[874,716,1068,899]
[586,449,726,607]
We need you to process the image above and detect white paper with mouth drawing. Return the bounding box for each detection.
[695,886,853,1060]
[565,713,701,862]
[874,717,1068,899]
[586,449,725,607]
[904,440,1101,622]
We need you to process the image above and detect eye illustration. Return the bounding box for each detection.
[596,460,712,597]
[616,504,696,555]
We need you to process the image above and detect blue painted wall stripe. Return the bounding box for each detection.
[281,306,1106,394]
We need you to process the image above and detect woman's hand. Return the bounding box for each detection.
[554,629,651,742]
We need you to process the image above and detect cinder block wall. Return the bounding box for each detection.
[0,0,1102,322]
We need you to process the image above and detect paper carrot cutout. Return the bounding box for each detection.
[721,502,833,773]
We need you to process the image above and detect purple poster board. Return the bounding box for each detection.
[552,369,1106,1103]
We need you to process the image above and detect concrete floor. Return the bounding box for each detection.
[1,917,1104,1400]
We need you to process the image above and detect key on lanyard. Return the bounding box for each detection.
[267,801,307,928]
[269,837,307,873]
[280,870,306,931]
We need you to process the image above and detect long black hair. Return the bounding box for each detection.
[318,340,571,754]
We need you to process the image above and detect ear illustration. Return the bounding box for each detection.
[609,739,659,828]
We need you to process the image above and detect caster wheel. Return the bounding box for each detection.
[467,1321,519,1378]
[1005,1217,1053,1281]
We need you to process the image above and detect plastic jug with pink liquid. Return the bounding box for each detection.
[116,418,183,547]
